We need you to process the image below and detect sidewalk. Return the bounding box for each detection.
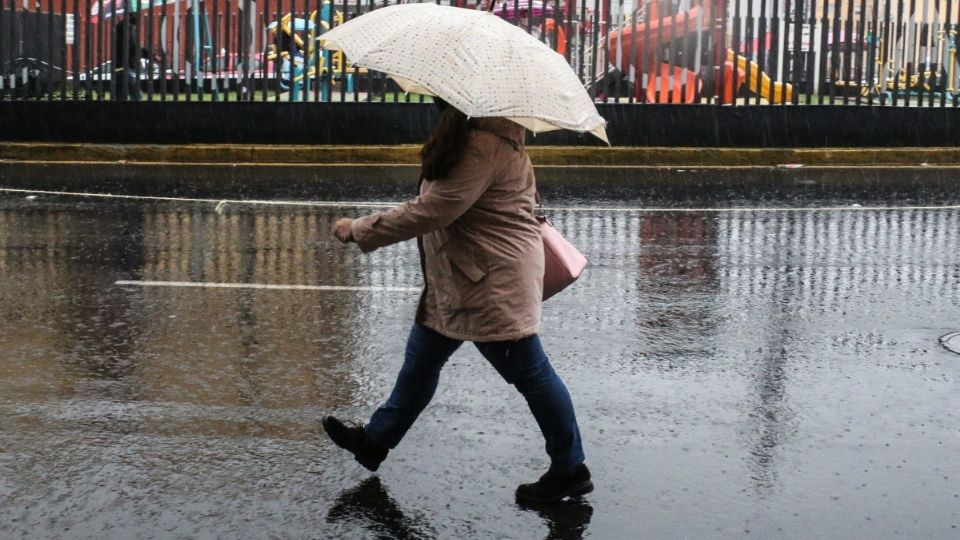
[4,142,960,167]
[3,143,960,201]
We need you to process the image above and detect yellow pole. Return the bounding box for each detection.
[951,30,958,94]
[876,38,886,94]
[933,30,943,89]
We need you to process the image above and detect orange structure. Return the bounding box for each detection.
[606,1,713,103]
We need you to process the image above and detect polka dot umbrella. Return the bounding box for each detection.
[320,3,608,144]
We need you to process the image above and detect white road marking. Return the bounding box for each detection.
[115,280,420,293]
[0,187,397,209]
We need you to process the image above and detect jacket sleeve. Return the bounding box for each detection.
[350,145,495,253]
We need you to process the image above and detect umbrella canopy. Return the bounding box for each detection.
[320,3,608,144]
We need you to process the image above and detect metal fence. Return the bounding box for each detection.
[2,0,959,106]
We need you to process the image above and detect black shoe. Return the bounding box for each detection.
[515,464,593,503]
[322,415,389,472]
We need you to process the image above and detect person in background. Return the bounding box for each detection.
[113,13,161,101]
[322,101,592,504]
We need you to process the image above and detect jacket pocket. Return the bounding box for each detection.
[450,255,487,282]
[448,253,487,283]
[443,242,488,283]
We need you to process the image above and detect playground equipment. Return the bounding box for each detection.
[876,24,959,101]
[266,11,323,101]
[826,7,959,103]
[90,0,219,98]
[606,0,712,103]
[841,33,947,101]
[607,0,798,104]
[950,29,958,97]
[542,16,568,57]
[722,49,793,104]
[90,0,214,74]
[265,2,367,101]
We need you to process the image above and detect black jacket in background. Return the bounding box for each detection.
[114,21,150,71]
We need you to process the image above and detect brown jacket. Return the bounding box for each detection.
[350,118,543,342]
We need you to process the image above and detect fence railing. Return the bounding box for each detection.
[2,0,958,106]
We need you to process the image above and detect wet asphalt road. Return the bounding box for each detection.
[1,178,959,539]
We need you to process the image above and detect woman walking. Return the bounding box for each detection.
[323,104,591,503]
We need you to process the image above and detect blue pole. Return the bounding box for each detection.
[192,0,201,97]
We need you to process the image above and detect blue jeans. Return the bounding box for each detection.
[365,324,586,474]
[117,70,142,101]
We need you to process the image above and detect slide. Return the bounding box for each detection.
[725,49,793,104]
[646,63,700,103]
[607,2,712,102]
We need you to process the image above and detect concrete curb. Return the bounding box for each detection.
[3,143,960,167]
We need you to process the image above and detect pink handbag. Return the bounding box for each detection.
[539,215,587,300]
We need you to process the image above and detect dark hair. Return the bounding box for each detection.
[420,105,471,180]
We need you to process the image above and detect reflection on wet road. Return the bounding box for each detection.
[1,191,958,539]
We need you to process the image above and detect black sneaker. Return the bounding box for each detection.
[515,464,593,503]
[322,416,389,472]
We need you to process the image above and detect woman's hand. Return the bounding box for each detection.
[332,218,355,243]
